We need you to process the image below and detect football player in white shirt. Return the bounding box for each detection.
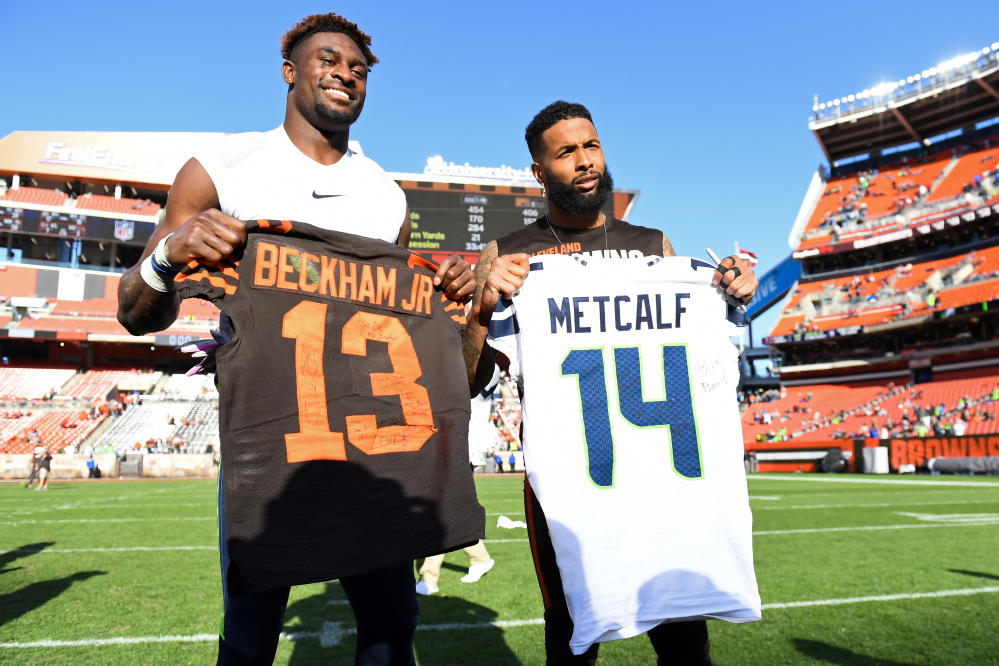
[463,101,758,664]
[117,13,475,666]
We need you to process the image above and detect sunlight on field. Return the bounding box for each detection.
[1,475,998,664]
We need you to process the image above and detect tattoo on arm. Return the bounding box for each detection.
[462,242,499,392]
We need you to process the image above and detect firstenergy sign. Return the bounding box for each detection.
[41,141,138,172]
[0,131,230,186]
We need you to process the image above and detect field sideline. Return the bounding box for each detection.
[2,474,998,664]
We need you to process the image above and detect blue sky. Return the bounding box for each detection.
[2,1,996,341]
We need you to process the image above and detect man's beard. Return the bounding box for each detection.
[546,166,614,215]
[313,100,362,128]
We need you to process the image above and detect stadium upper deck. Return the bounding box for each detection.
[766,43,999,386]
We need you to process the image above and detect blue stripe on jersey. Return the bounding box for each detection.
[488,314,520,339]
[529,261,545,271]
[493,297,513,315]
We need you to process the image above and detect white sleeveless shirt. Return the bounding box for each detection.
[193,126,406,243]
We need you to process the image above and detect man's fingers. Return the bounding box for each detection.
[494,253,531,278]
[434,255,469,286]
[202,208,248,234]
[714,257,758,303]
[445,269,477,301]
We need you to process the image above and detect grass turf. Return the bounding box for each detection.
[1,474,998,664]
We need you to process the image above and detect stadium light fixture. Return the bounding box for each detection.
[870,82,895,97]
[818,103,826,110]
[992,42,999,51]
[847,94,855,102]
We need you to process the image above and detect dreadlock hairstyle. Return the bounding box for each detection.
[280,13,378,66]
[525,101,594,159]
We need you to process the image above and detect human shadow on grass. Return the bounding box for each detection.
[793,638,919,665]
[0,570,105,628]
[0,541,54,574]
[280,580,519,665]
[948,568,999,582]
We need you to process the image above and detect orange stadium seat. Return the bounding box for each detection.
[933,278,999,310]
[743,370,999,443]
[75,193,161,216]
[0,409,107,454]
[928,142,999,203]
[0,186,68,207]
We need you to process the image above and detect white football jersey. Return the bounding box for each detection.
[488,254,760,654]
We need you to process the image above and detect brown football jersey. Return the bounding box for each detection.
[175,219,484,591]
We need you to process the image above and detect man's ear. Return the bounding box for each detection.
[531,162,544,188]
[282,59,296,86]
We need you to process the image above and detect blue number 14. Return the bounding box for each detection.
[561,345,702,487]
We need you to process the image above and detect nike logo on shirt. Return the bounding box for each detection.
[312,191,346,199]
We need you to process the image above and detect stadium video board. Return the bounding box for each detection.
[0,205,155,245]
[402,186,547,254]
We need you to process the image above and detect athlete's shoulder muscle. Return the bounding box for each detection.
[161,158,221,235]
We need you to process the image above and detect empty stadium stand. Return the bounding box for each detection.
[0,186,68,207]
[74,193,160,216]
[0,367,75,401]
[1,408,107,454]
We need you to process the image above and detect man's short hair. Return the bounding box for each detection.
[525,101,594,159]
[280,13,378,66]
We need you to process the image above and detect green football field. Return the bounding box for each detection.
[2,474,998,665]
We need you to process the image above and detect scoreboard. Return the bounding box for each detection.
[399,181,635,260]
[402,186,546,255]
[0,205,155,244]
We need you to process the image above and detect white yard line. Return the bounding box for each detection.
[763,586,999,609]
[1,546,215,555]
[4,586,998,650]
[755,520,998,535]
[752,498,999,511]
[749,475,999,488]
[3,518,994,555]
[1,541,531,556]
[0,516,214,526]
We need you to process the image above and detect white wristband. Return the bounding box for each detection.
[139,254,174,292]
[153,233,184,271]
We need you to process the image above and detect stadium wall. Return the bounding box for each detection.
[886,434,999,471]
[0,453,216,479]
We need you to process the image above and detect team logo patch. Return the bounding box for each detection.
[114,220,135,241]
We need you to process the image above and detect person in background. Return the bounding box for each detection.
[36,447,52,491]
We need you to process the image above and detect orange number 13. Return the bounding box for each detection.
[281,300,436,463]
